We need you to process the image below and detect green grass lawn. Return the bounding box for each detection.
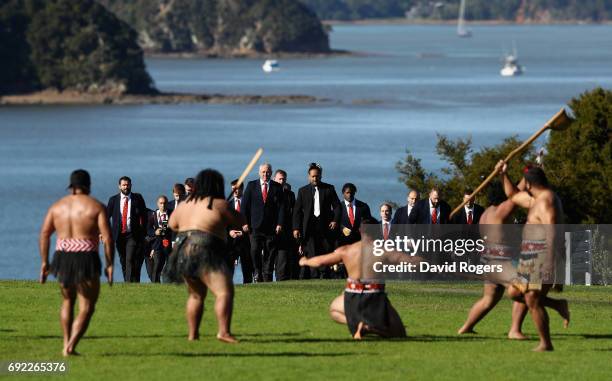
[1,280,611,380]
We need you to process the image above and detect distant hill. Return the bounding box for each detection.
[98,0,330,55]
[0,0,154,95]
[299,0,612,22]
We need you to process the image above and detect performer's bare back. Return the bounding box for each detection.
[42,194,110,240]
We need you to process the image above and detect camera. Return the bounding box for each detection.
[160,220,169,236]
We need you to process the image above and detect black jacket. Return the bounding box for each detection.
[451,204,485,225]
[391,205,416,225]
[335,199,374,245]
[408,199,451,225]
[106,192,147,241]
[146,209,173,253]
[241,179,285,233]
[293,182,340,237]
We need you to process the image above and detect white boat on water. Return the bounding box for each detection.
[457,0,472,37]
[500,45,524,77]
[262,59,279,73]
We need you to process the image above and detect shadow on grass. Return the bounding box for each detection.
[8,332,499,344]
[7,334,186,340]
[240,334,498,344]
[237,331,305,338]
[407,334,495,343]
[553,333,612,340]
[99,351,362,358]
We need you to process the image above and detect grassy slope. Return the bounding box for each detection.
[1,281,611,380]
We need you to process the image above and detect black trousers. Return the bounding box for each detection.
[276,232,297,281]
[145,251,167,283]
[300,220,335,280]
[249,230,277,282]
[228,236,253,284]
[116,232,143,283]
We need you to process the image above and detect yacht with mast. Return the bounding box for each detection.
[457,0,471,37]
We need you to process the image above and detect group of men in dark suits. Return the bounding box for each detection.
[389,187,483,227]
[106,177,192,283]
[105,166,485,283]
[231,161,488,282]
[230,164,307,282]
[231,162,372,281]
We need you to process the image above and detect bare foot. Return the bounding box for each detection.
[62,348,80,357]
[559,299,570,328]
[532,343,554,352]
[457,327,477,335]
[216,333,238,344]
[353,322,365,340]
[507,331,528,340]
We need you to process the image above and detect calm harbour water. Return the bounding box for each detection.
[1,24,611,282]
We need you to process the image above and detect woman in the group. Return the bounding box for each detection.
[164,169,245,343]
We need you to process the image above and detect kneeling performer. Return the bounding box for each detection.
[299,226,409,339]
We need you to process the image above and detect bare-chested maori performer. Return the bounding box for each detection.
[299,224,415,340]
[39,169,114,357]
[163,169,245,343]
[458,181,529,338]
[498,160,569,351]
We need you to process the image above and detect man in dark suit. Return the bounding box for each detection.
[167,183,186,216]
[392,190,419,225]
[451,189,485,225]
[378,202,397,240]
[273,169,297,281]
[227,179,254,284]
[408,187,451,224]
[241,163,284,282]
[293,163,340,279]
[335,183,374,247]
[145,195,172,283]
[184,177,194,198]
[107,176,148,282]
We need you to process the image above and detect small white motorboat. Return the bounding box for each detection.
[262,59,280,73]
[500,53,523,77]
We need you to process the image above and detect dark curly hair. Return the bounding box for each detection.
[188,169,225,209]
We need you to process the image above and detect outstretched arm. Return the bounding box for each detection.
[299,249,343,268]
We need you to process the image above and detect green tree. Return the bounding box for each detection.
[545,87,612,223]
[0,0,155,94]
[396,87,612,223]
[396,135,533,208]
[26,0,154,93]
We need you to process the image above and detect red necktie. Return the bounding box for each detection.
[262,183,268,203]
[236,199,241,212]
[467,211,473,224]
[121,197,128,233]
[348,204,355,226]
[383,223,389,240]
[431,207,437,224]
